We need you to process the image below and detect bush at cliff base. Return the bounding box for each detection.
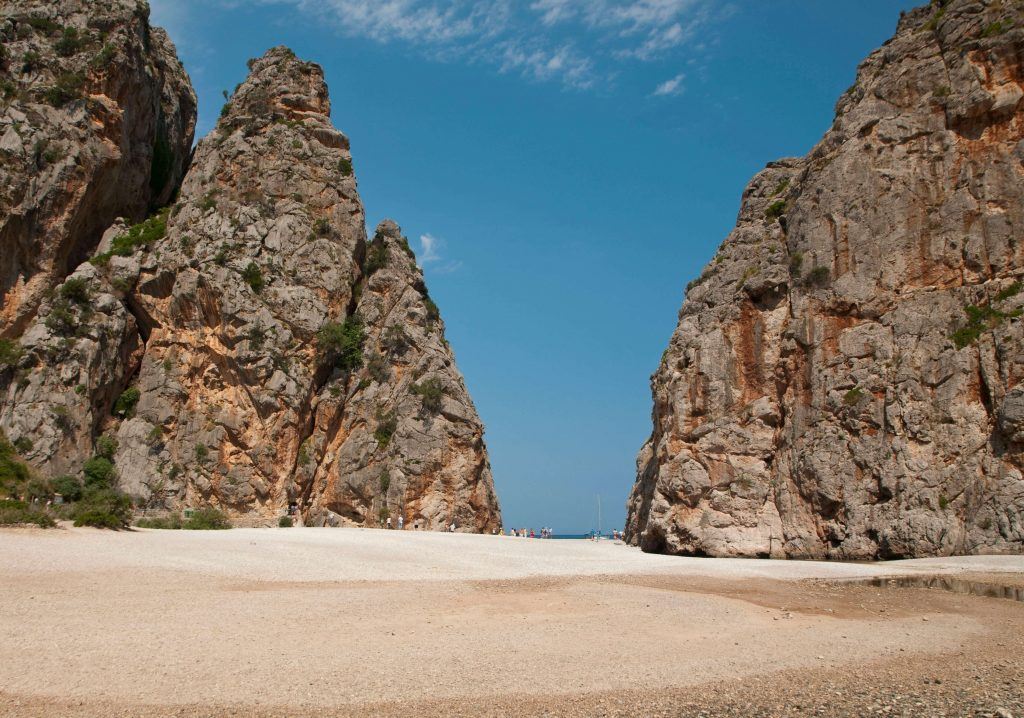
[0,499,56,528]
[72,487,133,529]
[136,507,231,530]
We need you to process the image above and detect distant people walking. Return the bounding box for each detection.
[386,516,392,530]
[398,515,404,530]
[449,521,456,533]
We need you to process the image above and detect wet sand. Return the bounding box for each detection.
[1,526,1022,717]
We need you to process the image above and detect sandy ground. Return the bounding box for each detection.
[1,526,1022,717]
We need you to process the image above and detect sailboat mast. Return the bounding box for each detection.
[597,494,602,538]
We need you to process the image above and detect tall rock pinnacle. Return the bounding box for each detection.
[0,37,501,530]
[627,0,1024,559]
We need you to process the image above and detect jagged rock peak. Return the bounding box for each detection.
[225,46,331,122]
[626,0,1024,560]
[375,219,403,238]
[0,40,501,532]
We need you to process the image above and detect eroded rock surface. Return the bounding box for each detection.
[0,0,195,336]
[627,0,1024,559]
[0,36,500,529]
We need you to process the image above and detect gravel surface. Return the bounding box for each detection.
[1,526,1021,717]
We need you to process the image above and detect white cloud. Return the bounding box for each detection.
[419,233,442,263]
[652,72,685,97]
[497,41,595,89]
[418,233,463,274]
[289,0,511,45]
[186,0,733,91]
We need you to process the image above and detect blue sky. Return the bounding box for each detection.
[150,0,919,533]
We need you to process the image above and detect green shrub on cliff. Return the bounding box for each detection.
[113,387,140,418]
[242,262,264,293]
[60,277,91,304]
[318,316,365,372]
[411,378,444,414]
[374,410,397,448]
[364,237,388,276]
[91,208,169,265]
[764,200,787,221]
[0,339,22,369]
[55,27,85,56]
[42,72,84,106]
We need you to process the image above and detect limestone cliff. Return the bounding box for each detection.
[627,0,1024,558]
[0,0,196,336]
[0,27,500,528]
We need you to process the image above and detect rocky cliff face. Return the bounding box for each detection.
[0,20,501,529]
[628,0,1024,559]
[0,0,196,336]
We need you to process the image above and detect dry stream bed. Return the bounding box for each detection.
[0,527,1021,717]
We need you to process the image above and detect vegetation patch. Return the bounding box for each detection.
[95,434,118,460]
[764,200,787,221]
[951,302,1022,349]
[60,277,91,304]
[803,266,830,288]
[0,433,32,501]
[0,499,55,527]
[424,296,440,325]
[52,475,83,502]
[42,72,85,107]
[338,158,353,177]
[981,20,1012,38]
[113,387,140,419]
[995,281,1021,302]
[383,324,409,354]
[318,316,365,372]
[374,410,397,448]
[24,16,61,34]
[183,507,231,529]
[411,378,444,414]
[0,339,22,370]
[136,505,232,528]
[55,26,86,56]
[92,208,169,265]
[72,488,132,528]
[242,262,264,293]
[364,237,388,276]
[925,5,947,32]
[788,251,804,276]
[843,387,865,406]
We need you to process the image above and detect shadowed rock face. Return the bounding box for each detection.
[627,0,1024,559]
[0,40,501,530]
[0,0,196,336]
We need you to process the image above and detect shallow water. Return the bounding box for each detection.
[863,575,1024,602]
